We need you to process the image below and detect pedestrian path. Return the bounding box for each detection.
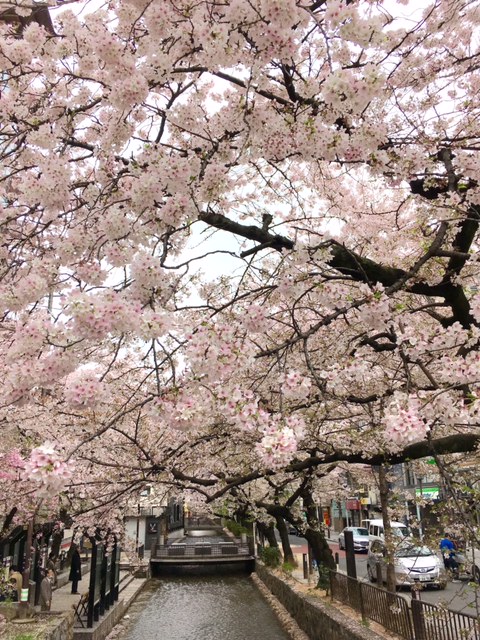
[289,530,340,584]
[50,565,146,619]
[51,566,92,614]
[46,566,148,640]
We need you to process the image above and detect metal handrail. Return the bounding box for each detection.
[329,570,480,640]
[330,571,414,640]
[411,598,480,640]
[152,542,250,558]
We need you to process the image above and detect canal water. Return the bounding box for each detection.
[120,574,291,640]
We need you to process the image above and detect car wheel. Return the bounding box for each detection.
[437,581,447,590]
[473,566,480,584]
[338,539,343,550]
[367,564,376,583]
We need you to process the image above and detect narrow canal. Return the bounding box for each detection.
[119,574,291,640]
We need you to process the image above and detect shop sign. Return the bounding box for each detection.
[346,498,360,510]
[415,486,439,499]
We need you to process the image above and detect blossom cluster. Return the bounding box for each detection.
[383,395,430,450]
[220,387,260,431]
[256,422,298,469]
[186,321,255,383]
[23,443,73,497]
[279,370,312,401]
[130,252,175,304]
[64,368,110,408]
[68,291,143,339]
[240,305,269,333]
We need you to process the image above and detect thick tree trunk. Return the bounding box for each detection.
[50,529,63,559]
[257,522,278,548]
[303,527,335,570]
[379,465,397,593]
[0,508,17,537]
[275,516,296,565]
[302,485,335,570]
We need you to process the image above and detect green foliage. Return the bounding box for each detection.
[13,635,35,640]
[0,572,16,603]
[223,519,249,536]
[282,561,296,574]
[260,546,282,568]
[316,563,331,591]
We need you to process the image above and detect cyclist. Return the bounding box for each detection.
[440,533,459,579]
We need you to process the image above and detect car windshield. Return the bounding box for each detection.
[395,544,434,558]
[392,527,410,538]
[351,528,368,536]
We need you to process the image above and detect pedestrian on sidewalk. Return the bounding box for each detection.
[69,545,82,594]
[39,569,55,611]
[47,552,58,587]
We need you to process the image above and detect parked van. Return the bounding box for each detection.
[362,519,410,544]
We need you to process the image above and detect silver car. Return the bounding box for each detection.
[338,527,369,552]
[367,539,447,589]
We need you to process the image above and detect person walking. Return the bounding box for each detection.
[39,569,54,611]
[69,545,82,594]
[46,552,58,586]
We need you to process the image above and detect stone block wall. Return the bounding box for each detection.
[255,563,384,640]
[5,611,74,640]
[45,610,74,640]
[73,599,126,640]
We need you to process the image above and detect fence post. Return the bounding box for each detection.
[302,553,309,580]
[344,530,357,579]
[357,580,366,623]
[411,595,426,640]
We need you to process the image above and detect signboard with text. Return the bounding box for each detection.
[346,498,360,510]
[415,486,440,499]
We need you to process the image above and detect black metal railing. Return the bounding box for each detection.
[152,543,250,559]
[330,571,413,640]
[184,516,223,529]
[330,571,480,640]
[411,599,480,640]
[362,580,413,639]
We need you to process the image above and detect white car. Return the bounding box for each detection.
[338,527,369,552]
[367,539,447,589]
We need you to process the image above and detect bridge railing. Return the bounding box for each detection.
[184,516,223,529]
[152,542,250,559]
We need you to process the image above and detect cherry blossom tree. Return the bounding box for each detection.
[1,0,480,571]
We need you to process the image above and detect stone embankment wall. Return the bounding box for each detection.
[44,611,74,640]
[255,563,384,640]
[2,610,73,640]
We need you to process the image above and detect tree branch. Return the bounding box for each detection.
[198,209,294,253]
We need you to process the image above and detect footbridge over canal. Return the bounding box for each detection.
[150,521,255,573]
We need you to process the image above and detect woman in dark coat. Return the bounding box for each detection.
[69,545,82,594]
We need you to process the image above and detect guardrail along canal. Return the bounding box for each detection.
[121,574,291,640]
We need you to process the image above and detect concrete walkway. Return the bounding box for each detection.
[49,560,148,631]
[289,530,340,585]
[51,569,91,614]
